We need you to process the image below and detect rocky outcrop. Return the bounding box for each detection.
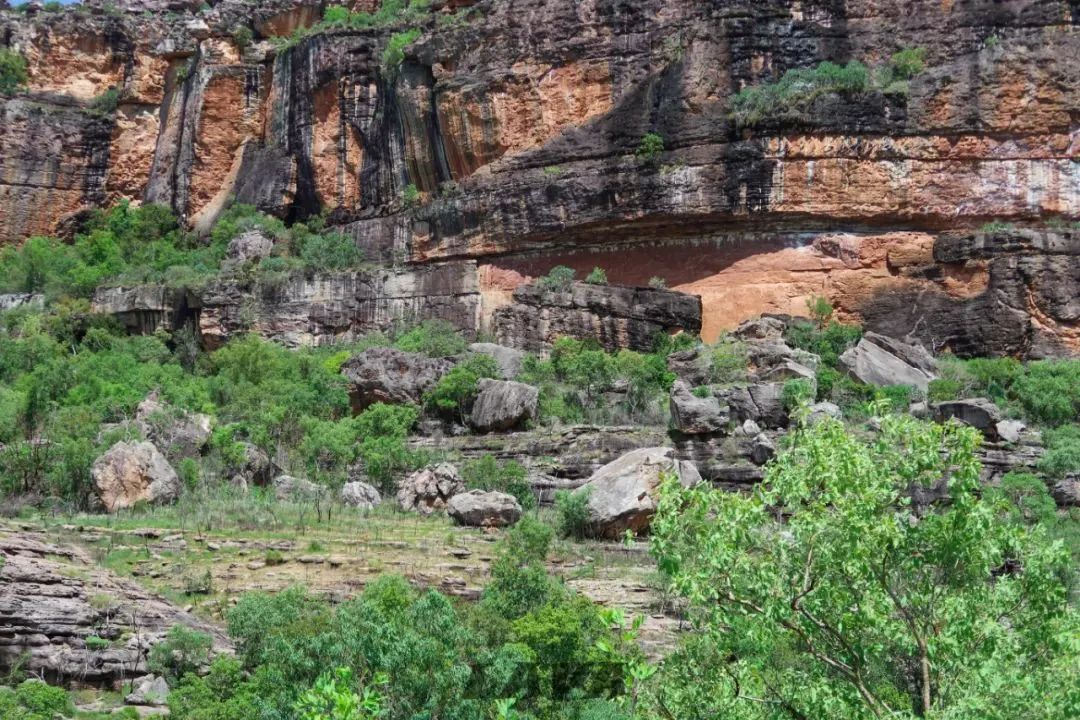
[125,675,170,706]
[271,474,327,502]
[340,480,381,510]
[724,383,789,430]
[577,447,700,539]
[493,282,702,353]
[2,2,1078,357]
[669,380,728,435]
[469,379,538,433]
[840,333,938,391]
[135,390,212,459]
[932,398,1006,441]
[446,489,522,527]
[92,441,181,512]
[468,343,525,380]
[341,347,453,412]
[396,463,464,515]
[0,532,230,685]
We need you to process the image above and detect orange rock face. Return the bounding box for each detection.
[312,82,363,211]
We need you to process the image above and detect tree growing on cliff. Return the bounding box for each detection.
[646,413,1080,719]
[0,48,28,97]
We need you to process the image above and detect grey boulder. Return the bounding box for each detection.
[225,229,275,264]
[725,382,789,429]
[470,379,538,433]
[126,675,170,706]
[341,347,453,411]
[577,447,701,539]
[135,391,213,459]
[468,343,526,380]
[932,398,1005,440]
[272,475,328,502]
[839,332,937,391]
[669,380,728,434]
[447,489,522,527]
[397,463,465,514]
[341,481,382,510]
[92,441,181,512]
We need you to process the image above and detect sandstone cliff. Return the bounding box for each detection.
[2,0,1077,356]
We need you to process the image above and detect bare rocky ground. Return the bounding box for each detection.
[2,501,681,678]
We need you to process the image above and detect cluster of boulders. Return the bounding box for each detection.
[340,345,539,433]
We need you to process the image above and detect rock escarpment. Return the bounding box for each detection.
[1,0,1076,357]
[0,531,230,685]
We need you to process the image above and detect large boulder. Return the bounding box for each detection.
[932,398,1005,440]
[92,441,181,512]
[225,229,274,264]
[135,391,212,459]
[126,675,170,706]
[340,481,381,510]
[447,489,522,527]
[470,379,538,433]
[396,463,465,514]
[725,383,789,429]
[669,380,729,434]
[341,347,453,412]
[231,442,274,489]
[272,475,328,502]
[577,447,701,538]
[468,343,526,380]
[839,332,937,391]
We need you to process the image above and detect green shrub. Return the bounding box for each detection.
[1038,425,1080,479]
[731,60,871,127]
[1013,360,1080,426]
[647,276,667,289]
[297,231,363,272]
[928,377,964,402]
[147,625,214,684]
[322,5,351,24]
[461,454,534,509]
[382,28,421,75]
[584,267,608,285]
[781,378,815,410]
[0,48,28,97]
[875,384,916,412]
[805,294,834,327]
[85,635,111,651]
[232,25,254,51]
[14,680,72,717]
[635,132,665,162]
[89,86,122,114]
[708,336,748,385]
[402,183,421,207]
[888,47,926,80]
[392,318,467,357]
[265,549,285,566]
[537,265,576,292]
[355,403,420,493]
[424,354,499,421]
[555,488,591,539]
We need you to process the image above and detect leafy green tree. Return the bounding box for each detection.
[647,414,1079,720]
[635,133,664,162]
[585,267,608,285]
[393,319,467,357]
[424,354,499,421]
[0,48,28,97]
[537,266,576,292]
[148,625,214,685]
[461,454,534,509]
[295,667,385,720]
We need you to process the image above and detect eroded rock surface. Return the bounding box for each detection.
[341,347,453,412]
[0,532,230,685]
[92,441,181,512]
[396,463,464,515]
[447,489,522,527]
[470,379,538,433]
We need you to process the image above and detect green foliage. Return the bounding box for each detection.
[89,86,122,114]
[0,48,28,97]
[647,276,667,289]
[402,183,420,207]
[148,625,214,684]
[13,680,72,718]
[536,265,576,292]
[85,635,110,651]
[555,487,591,539]
[781,377,815,410]
[295,667,385,720]
[931,356,1080,426]
[707,335,748,385]
[424,354,499,420]
[648,415,1080,719]
[265,549,285,566]
[461,454,535,509]
[805,294,834,327]
[354,403,420,493]
[382,28,421,76]
[296,230,364,272]
[584,267,608,285]
[888,46,926,80]
[232,25,254,51]
[1039,424,1080,479]
[635,132,665,162]
[393,319,467,357]
[168,656,260,720]
[731,60,871,127]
